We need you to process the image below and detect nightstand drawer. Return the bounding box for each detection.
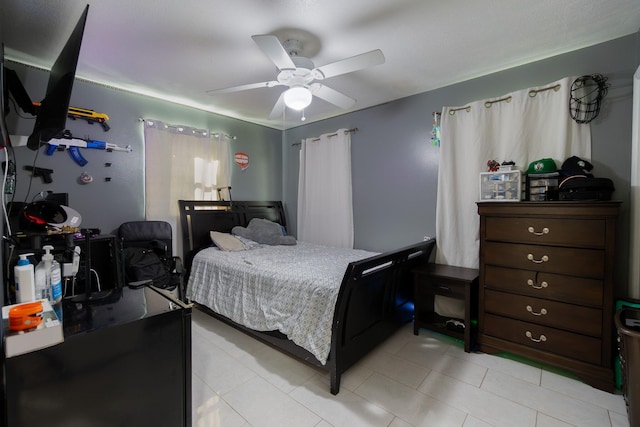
[484,265,603,307]
[484,314,602,365]
[485,217,605,247]
[416,278,466,300]
[484,242,604,278]
[484,289,602,336]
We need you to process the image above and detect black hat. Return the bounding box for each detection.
[560,156,593,177]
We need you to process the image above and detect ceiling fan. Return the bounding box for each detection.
[207,35,385,119]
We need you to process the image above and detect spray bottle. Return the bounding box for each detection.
[14,253,36,303]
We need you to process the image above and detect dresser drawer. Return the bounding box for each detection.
[484,289,602,336]
[484,242,604,278]
[484,314,602,365]
[484,265,603,307]
[485,217,605,247]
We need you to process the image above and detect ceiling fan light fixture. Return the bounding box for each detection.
[284,86,312,111]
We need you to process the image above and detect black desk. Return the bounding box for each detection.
[3,286,192,427]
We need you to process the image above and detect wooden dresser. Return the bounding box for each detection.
[477,201,620,392]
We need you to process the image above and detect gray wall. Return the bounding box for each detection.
[5,62,282,236]
[4,33,638,297]
[284,34,638,294]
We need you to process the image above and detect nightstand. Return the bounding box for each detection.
[413,263,479,352]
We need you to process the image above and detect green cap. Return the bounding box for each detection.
[526,158,557,174]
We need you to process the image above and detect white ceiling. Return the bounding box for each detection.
[2,0,640,130]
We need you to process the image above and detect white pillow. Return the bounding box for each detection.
[210,231,245,251]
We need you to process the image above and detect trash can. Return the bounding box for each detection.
[615,299,640,389]
[615,308,640,427]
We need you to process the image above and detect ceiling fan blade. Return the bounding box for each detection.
[313,49,385,80]
[268,91,287,120]
[310,83,356,109]
[252,34,296,71]
[206,81,280,95]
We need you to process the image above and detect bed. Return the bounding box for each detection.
[179,200,435,394]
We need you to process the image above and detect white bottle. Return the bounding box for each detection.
[14,253,36,303]
[41,245,62,304]
[50,257,63,304]
[36,246,54,302]
[35,255,49,301]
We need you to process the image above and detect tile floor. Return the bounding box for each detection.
[191,308,630,427]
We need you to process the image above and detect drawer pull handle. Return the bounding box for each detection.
[527,226,549,236]
[526,305,548,316]
[527,279,548,289]
[527,254,549,263]
[526,331,547,343]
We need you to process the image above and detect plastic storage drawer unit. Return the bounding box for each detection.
[479,171,521,202]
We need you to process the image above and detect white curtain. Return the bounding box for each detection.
[297,129,353,248]
[143,120,231,255]
[435,77,591,269]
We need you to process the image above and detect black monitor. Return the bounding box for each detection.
[26,5,89,150]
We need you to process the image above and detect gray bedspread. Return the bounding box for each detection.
[186,241,378,364]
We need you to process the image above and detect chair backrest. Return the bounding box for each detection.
[117,221,173,257]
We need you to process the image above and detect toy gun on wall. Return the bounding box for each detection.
[32,103,111,132]
[23,166,54,183]
[46,132,132,167]
[67,106,110,131]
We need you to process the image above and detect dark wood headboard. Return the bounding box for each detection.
[178,200,287,270]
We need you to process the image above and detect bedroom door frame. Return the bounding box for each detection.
[630,65,640,299]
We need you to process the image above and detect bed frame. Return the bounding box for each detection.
[178,200,435,394]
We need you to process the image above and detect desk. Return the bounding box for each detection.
[413,264,479,352]
[3,285,192,427]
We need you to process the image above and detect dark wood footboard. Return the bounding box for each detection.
[178,200,436,394]
[329,239,435,394]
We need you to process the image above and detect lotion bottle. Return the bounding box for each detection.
[35,255,49,301]
[50,256,63,304]
[36,246,54,302]
[42,245,62,304]
[14,253,36,303]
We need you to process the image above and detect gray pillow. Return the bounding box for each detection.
[232,218,296,246]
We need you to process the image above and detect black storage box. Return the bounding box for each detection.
[559,176,614,201]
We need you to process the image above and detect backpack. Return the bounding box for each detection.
[123,247,172,289]
[558,176,615,201]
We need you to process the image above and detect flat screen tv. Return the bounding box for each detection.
[26,4,89,150]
